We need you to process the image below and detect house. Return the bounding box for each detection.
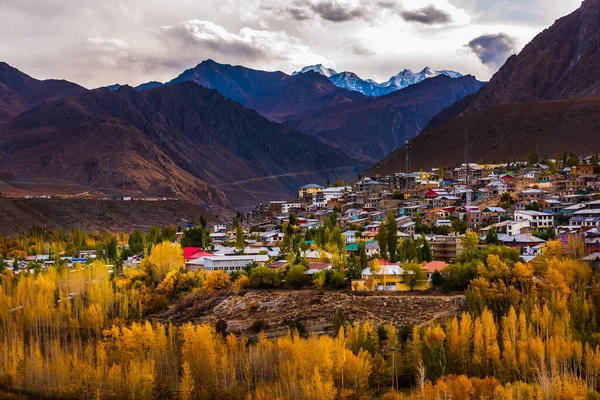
[422,261,448,280]
[582,253,600,272]
[305,263,333,275]
[514,210,555,229]
[183,247,213,262]
[299,184,324,198]
[213,224,227,233]
[282,202,303,214]
[498,234,546,252]
[481,207,507,224]
[399,222,416,235]
[352,261,430,292]
[344,230,357,244]
[486,181,508,196]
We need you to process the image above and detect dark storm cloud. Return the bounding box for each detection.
[310,1,367,22]
[287,7,312,21]
[400,5,453,24]
[467,33,517,69]
[376,1,398,9]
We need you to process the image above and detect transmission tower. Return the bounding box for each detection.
[464,128,472,231]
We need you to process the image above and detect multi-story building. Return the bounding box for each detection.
[514,210,555,229]
[299,184,324,198]
[430,234,464,262]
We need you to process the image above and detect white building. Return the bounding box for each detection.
[514,210,554,229]
[213,224,227,233]
[186,255,269,272]
[282,203,302,214]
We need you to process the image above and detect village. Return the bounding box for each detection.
[4,156,600,294]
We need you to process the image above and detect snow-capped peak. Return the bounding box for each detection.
[292,64,465,96]
[292,64,338,78]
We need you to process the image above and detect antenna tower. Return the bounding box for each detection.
[405,139,411,174]
[464,128,472,231]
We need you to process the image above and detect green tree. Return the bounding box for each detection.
[285,265,310,289]
[235,223,245,250]
[421,237,433,262]
[403,262,427,291]
[106,236,118,262]
[386,212,398,262]
[485,228,500,245]
[248,267,280,288]
[377,222,388,259]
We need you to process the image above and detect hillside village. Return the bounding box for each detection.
[217,155,600,291]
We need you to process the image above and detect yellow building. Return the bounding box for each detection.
[351,264,430,292]
[298,183,324,198]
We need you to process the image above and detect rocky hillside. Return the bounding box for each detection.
[0,198,219,237]
[286,75,484,162]
[374,0,600,173]
[468,0,600,112]
[0,82,363,209]
[154,290,467,338]
[374,96,600,173]
[0,62,86,121]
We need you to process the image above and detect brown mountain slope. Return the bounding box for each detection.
[1,82,363,209]
[0,62,87,121]
[468,0,600,112]
[285,75,484,162]
[374,96,600,174]
[168,59,365,122]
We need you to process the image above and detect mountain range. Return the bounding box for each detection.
[290,65,464,97]
[0,58,483,209]
[0,80,364,209]
[374,0,600,174]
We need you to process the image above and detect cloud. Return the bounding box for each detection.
[287,7,312,21]
[350,43,376,56]
[400,5,453,25]
[309,1,367,22]
[466,33,517,69]
[158,20,329,70]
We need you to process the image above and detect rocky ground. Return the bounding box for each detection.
[154,290,467,338]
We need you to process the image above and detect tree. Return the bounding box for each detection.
[376,223,388,259]
[248,267,280,288]
[106,236,118,262]
[386,212,398,262]
[403,262,427,291]
[203,270,231,293]
[285,265,310,289]
[486,228,500,245]
[421,237,433,262]
[179,362,194,400]
[235,223,245,250]
[145,241,184,280]
[461,231,479,253]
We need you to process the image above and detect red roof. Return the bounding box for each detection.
[183,247,213,260]
[422,261,448,273]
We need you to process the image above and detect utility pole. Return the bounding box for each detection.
[405,139,411,174]
[465,128,472,231]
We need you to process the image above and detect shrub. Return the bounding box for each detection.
[285,265,310,289]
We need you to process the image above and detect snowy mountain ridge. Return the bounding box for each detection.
[294,64,464,96]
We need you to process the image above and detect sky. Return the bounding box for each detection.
[0,0,582,88]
